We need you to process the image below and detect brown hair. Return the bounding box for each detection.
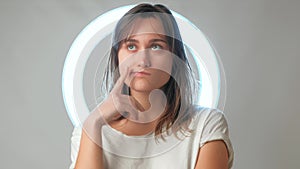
[104,3,198,140]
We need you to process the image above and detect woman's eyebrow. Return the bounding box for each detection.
[123,38,167,44]
[149,39,167,44]
[124,39,138,43]
[125,38,167,43]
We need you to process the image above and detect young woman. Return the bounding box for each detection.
[70,3,233,169]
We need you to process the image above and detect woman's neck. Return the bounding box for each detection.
[130,90,151,111]
[130,89,167,121]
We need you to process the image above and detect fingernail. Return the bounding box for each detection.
[122,111,129,118]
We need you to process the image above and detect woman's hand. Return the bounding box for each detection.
[82,67,140,143]
[97,65,167,124]
[97,67,141,122]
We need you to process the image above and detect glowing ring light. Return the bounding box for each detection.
[62,5,226,127]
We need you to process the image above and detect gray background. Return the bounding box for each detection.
[1,0,299,168]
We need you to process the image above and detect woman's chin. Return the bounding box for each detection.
[130,84,153,93]
[130,77,167,91]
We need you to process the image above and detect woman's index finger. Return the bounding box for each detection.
[113,67,129,93]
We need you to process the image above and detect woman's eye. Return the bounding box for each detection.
[127,45,136,51]
[151,44,162,50]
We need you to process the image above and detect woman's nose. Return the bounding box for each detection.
[137,49,151,68]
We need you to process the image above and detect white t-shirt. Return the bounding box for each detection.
[69,108,234,169]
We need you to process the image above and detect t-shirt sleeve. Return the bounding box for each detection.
[69,126,82,169]
[199,109,234,168]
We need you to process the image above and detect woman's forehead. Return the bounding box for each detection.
[125,17,166,38]
[124,33,168,43]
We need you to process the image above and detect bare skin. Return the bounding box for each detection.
[194,140,229,169]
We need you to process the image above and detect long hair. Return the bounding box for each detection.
[103,3,199,139]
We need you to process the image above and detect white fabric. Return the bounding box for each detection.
[69,108,234,169]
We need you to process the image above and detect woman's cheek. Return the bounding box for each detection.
[150,53,173,75]
[117,51,130,73]
[117,50,127,64]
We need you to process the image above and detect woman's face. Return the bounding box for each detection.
[117,17,173,93]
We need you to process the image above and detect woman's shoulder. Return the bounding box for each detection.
[189,105,225,119]
[188,105,233,168]
[187,105,227,129]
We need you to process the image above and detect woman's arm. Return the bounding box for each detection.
[194,140,229,169]
[74,99,116,169]
[74,129,104,169]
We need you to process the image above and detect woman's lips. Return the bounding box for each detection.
[133,71,151,77]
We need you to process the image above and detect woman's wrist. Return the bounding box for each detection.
[83,97,117,131]
[82,106,108,146]
[96,98,119,122]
